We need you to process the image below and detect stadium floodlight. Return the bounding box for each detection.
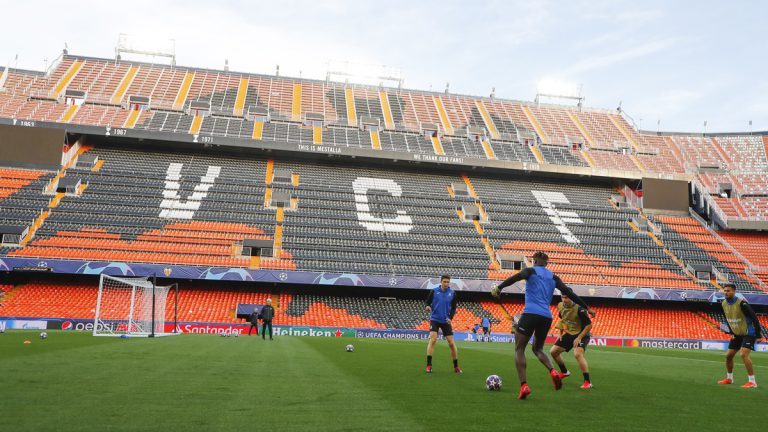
[535,77,584,106]
[326,60,403,89]
[93,274,179,337]
[115,33,176,66]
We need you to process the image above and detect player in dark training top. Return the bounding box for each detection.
[425,275,461,373]
[550,293,593,389]
[718,284,761,388]
[492,252,595,400]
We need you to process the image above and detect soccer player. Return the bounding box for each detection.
[491,251,595,400]
[550,293,593,389]
[472,323,481,342]
[247,306,260,336]
[482,316,491,342]
[718,284,762,388]
[425,275,461,373]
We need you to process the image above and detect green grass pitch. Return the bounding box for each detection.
[1,330,765,431]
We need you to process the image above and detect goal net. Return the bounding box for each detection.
[93,274,178,337]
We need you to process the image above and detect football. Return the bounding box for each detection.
[345,344,354,352]
[40,332,48,340]
[485,375,502,391]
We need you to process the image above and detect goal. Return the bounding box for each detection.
[93,274,179,337]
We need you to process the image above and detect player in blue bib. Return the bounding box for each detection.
[425,275,461,373]
[492,252,595,400]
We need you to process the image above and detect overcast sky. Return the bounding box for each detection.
[2,0,766,133]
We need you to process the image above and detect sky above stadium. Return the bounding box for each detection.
[2,0,766,133]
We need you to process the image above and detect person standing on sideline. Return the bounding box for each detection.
[482,316,491,342]
[718,284,761,388]
[248,306,260,336]
[425,275,461,373]
[260,298,275,340]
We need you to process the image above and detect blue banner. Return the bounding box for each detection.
[2,256,767,305]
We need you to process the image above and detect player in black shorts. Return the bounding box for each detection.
[718,284,761,388]
[492,252,595,399]
[425,276,461,373]
[549,293,593,389]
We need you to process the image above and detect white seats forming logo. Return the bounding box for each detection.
[531,190,583,244]
[159,163,222,219]
[352,177,414,233]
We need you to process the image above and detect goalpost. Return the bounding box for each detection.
[93,274,179,337]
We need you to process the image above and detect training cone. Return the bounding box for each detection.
[23,340,32,344]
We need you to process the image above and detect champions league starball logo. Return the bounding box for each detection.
[619,287,660,300]
[200,268,254,281]
[76,262,136,276]
[313,273,365,286]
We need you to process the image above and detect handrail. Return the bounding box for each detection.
[692,178,730,224]
[745,267,768,290]
[44,52,64,77]
[689,207,757,270]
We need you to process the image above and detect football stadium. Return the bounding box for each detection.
[1,3,767,431]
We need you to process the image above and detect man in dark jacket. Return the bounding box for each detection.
[248,307,260,336]
[260,298,275,340]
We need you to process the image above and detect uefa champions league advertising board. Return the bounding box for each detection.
[4,317,766,351]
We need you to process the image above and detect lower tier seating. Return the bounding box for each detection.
[0,280,755,340]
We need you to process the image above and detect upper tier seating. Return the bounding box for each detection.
[2,55,768,230]
[2,56,765,187]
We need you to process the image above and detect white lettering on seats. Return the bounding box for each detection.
[531,190,583,243]
[352,177,414,233]
[159,163,221,219]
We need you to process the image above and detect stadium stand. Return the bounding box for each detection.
[715,136,768,173]
[0,279,740,340]
[1,141,763,293]
[588,303,728,340]
[668,136,725,171]
[469,177,707,290]
[2,50,768,344]
[2,54,767,234]
[0,54,756,179]
[717,231,768,286]
[650,216,765,293]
